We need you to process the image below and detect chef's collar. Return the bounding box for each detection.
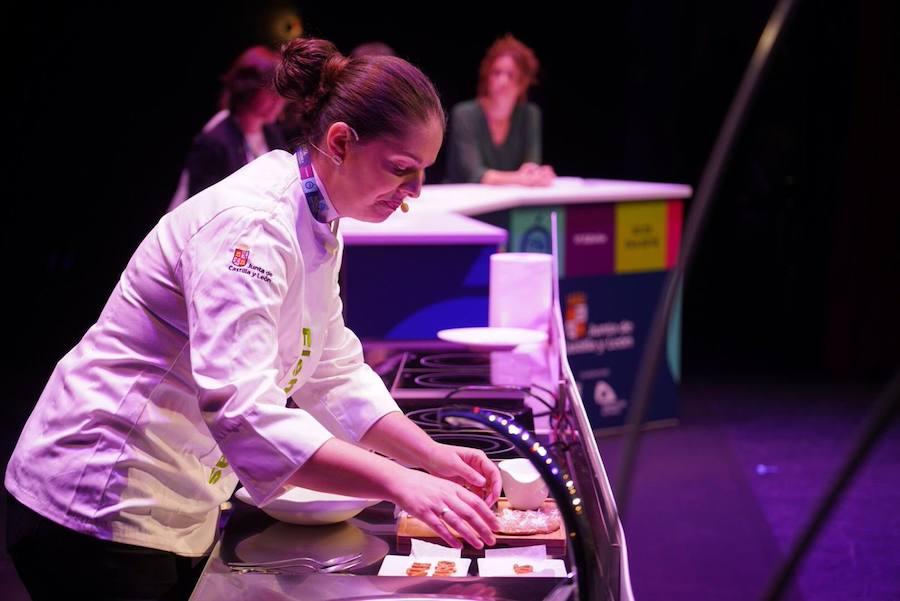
[295,145,341,225]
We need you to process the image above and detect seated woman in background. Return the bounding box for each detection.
[169,46,289,210]
[445,34,555,186]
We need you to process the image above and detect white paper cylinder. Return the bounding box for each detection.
[489,253,553,331]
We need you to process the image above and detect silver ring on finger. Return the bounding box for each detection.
[439,506,450,517]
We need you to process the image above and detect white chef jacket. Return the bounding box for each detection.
[5,150,400,556]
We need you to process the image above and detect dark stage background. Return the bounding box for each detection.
[1,3,899,600]
[2,1,897,444]
[3,1,900,423]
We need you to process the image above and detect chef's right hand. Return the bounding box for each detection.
[388,468,499,550]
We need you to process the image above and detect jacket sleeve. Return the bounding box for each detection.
[523,103,543,164]
[179,207,334,506]
[446,103,489,184]
[290,239,401,442]
[185,135,231,198]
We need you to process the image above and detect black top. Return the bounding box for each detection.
[444,99,542,184]
[184,115,289,197]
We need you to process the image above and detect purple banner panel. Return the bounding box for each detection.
[565,204,615,277]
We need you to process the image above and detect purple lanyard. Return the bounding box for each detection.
[295,145,328,223]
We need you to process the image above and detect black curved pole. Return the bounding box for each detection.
[439,407,595,601]
[761,368,900,600]
[615,0,801,519]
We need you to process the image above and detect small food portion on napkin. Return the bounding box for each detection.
[378,539,471,577]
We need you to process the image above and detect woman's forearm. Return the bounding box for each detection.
[481,166,553,186]
[359,411,438,469]
[481,168,524,185]
[288,434,500,550]
[287,437,409,502]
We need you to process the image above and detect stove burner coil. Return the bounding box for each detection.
[413,373,498,389]
[405,407,516,430]
[418,353,490,369]
[427,432,516,459]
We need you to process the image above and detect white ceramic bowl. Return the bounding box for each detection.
[234,486,379,525]
[498,458,549,510]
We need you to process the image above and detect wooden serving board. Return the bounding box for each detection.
[397,498,566,557]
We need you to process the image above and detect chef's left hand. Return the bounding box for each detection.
[425,443,502,506]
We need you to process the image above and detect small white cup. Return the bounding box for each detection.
[498,458,549,510]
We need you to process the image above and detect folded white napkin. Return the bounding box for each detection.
[377,539,470,577]
[478,544,567,577]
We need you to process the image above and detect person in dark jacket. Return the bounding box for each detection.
[169,46,289,210]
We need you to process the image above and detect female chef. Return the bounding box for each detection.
[5,37,501,600]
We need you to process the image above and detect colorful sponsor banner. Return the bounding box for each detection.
[614,201,668,273]
[561,272,679,429]
[666,200,683,268]
[507,201,682,277]
[508,206,566,278]
[565,204,615,277]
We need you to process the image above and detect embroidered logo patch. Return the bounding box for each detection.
[228,246,273,283]
[232,247,250,267]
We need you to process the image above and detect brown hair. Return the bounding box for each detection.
[275,38,445,145]
[221,46,281,114]
[350,41,396,58]
[477,34,539,104]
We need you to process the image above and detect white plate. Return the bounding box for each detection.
[437,327,548,351]
[234,486,379,525]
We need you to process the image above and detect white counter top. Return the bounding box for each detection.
[340,177,692,245]
[411,177,693,216]
[341,210,507,246]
